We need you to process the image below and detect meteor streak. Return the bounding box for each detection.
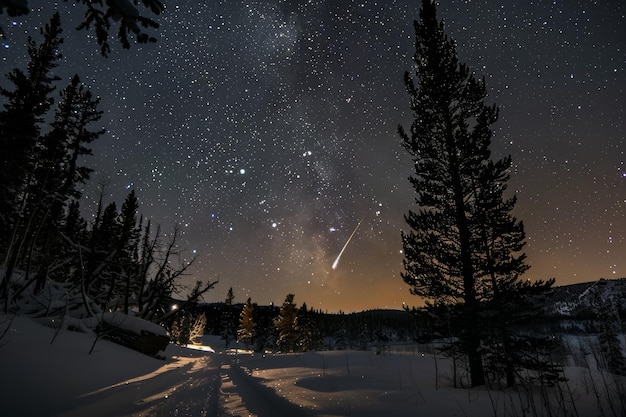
[332,213,367,270]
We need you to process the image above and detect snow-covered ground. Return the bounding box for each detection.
[0,315,623,416]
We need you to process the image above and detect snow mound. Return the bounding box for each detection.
[99,312,167,336]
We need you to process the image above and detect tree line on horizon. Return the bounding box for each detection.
[183,281,626,383]
[189,288,420,354]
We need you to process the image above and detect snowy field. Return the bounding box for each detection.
[1,315,623,417]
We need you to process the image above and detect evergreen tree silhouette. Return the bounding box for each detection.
[398,0,554,387]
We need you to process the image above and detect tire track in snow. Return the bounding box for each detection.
[219,355,316,417]
[143,354,222,417]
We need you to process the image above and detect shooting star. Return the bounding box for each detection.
[332,213,368,270]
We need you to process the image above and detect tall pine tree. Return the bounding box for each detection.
[30,75,104,289]
[237,297,256,350]
[0,13,63,299]
[0,13,62,228]
[398,0,551,387]
[399,0,490,386]
[275,293,299,353]
[220,287,237,347]
[295,302,322,352]
[117,190,140,314]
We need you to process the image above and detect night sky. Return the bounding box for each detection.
[1,1,624,312]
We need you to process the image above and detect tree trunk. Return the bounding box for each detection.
[464,312,485,387]
[447,125,485,387]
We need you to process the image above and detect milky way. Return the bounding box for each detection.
[1,1,624,311]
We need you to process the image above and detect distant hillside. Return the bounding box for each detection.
[544,278,626,319]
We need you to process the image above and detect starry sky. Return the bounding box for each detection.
[1,1,624,312]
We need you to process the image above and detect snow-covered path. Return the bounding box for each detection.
[56,353,221,417]
[1,316,223,417]
[55,351,319,417]
[0,316,316,417]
